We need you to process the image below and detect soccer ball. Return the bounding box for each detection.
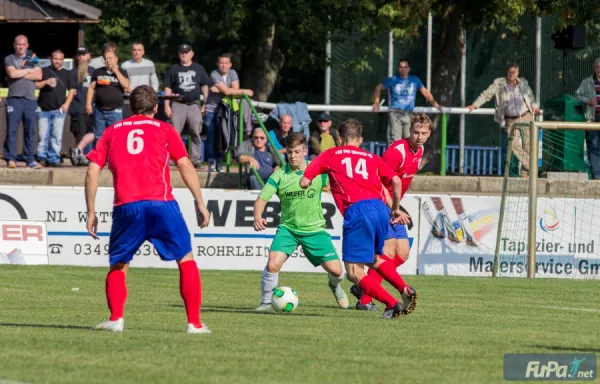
[271,286,299,312]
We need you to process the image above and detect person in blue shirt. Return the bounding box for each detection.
[372,59,442,144]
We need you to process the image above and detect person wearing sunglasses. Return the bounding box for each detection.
[237,127,281,189]
[308,112,340,159]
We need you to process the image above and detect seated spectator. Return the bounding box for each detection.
[268,113,292,156]
[237,127,281,190]
[309,112,339,159]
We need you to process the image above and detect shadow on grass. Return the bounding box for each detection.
[530,345,600,353]
[168,304,326,317]
[0,322,91,330]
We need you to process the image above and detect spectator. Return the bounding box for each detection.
[121,42,158,91]
[89,42,116,70]
[69,47,94,166]
[237,127,281,190]
[85,47,130,142]
[35,49,75,167]
[268,114,292,155]
[372,59,442,144]
[121,42,158,118]
[164,44,214,168]
[575,58,600,179]
[205,52,253,172]
[3,34,43,169]
[309,112,340,159]
[467,63,539,178]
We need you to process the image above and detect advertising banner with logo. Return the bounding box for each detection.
[0,187,419,274]
[0,220,49,265]
[418,195,600,279]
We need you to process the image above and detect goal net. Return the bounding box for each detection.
[494,121,600,279]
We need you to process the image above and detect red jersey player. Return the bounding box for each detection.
[84,85,211,334]
[300,118,409,319]
[351,113,431,313]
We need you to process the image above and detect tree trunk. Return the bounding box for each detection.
[424,0,467,172]
[240,24,285,102]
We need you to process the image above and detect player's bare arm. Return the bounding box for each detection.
[372,83,385,112]
[253,198,268,231]
[177,157,210,228]
[299,176,311,189]
[86,81,96,115]
[84,162,101,240]
[390,176,404,224]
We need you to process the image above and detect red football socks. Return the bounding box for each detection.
[358,274,397,309]
[359,255,394,306]
[393,255,406,267]
[105,269,127,321]
[376,259,408,292]
[179,260,202,328]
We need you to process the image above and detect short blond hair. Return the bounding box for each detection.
[338,119,363,141]
[411,113,432,130]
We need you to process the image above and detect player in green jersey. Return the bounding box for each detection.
[253,132,349,311]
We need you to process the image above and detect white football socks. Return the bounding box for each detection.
[261,268,279,304]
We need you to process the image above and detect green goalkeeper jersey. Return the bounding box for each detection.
[258,161,328,233]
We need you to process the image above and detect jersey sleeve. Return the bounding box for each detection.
[303,151,330,181]
[321,174,329,187]
[259,170,281,201]
[381,76,394,89]
[166,124,189,162]
[86,129,110,169]
[414,76,424,90]
[376,156,397,188]
[381,146,403,172]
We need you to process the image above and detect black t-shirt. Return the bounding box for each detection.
[164,62,214,103]
[91,66,129,110]
[38,66,74,111]
[69,66,94,115]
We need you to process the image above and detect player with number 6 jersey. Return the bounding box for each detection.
[300,118,409,319]
[85,85,212,334]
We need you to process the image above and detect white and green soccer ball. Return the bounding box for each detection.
[271,286,299,312]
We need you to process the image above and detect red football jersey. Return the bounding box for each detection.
[87,115,189,206]
[303,145,396,215]
[381,138,423,199]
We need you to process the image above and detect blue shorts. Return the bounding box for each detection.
[109,200,192,266]
[342,199,393,264]
[390,223,408,239]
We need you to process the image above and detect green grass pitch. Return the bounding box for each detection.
[0,266,599,384]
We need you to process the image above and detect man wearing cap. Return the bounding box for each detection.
[308,112,340,159]
[163,44,212,168]
[69,47,95,166]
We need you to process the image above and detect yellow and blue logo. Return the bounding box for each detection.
[539,208,560,232]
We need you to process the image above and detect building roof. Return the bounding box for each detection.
[41,0,101,20]
[0,0,102,22]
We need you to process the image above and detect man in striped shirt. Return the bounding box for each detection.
[122,42,159,117]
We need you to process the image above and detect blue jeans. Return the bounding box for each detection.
[37,109,66,164]
[3,97,37,164]
[204,110,222,161]
[93,107,123,140]
[586,120,600,179]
